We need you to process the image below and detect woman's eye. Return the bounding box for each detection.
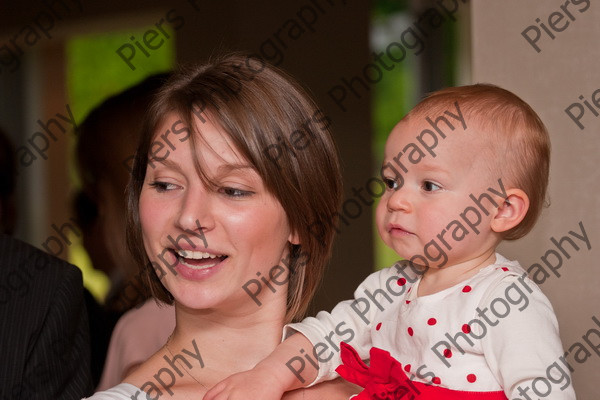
[383,177,398,190]
[149,181,178,192]
[423,181,441,192]
[221,187,252,198]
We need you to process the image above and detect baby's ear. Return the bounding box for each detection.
[490,188,529,234]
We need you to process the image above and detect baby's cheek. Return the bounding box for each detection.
[374,200,388,236]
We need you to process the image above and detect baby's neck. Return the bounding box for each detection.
[417,251,497,296]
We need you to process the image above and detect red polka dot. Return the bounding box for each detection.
[407,287,412,293]
[462,324,471,334]
[406,300,411,304]
[404,364,411,372]
[443,349,452,358]
[502,267,509,271]
[397,278,407,286]
[467,374,477,383]
[462,285,472,293]
[432,377,441,385]
[427,318,437,326]
[376,322,382,331]
[407,327,414,336]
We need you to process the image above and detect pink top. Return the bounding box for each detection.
[96,299,176,391]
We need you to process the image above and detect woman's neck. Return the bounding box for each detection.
[168,299,288,377]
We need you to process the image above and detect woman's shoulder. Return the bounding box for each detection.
[121,345,174,394]
[122,346,209,399]
[122,342,160,374]
[84,383,140,399]
[284,378,360,400]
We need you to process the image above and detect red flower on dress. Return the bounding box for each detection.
[335,342,418,400]
[335,342,510,400]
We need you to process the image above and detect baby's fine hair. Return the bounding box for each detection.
[406,84,550,240]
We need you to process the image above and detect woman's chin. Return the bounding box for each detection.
[173,291,226,312]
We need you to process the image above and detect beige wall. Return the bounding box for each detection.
[471,1,600,397]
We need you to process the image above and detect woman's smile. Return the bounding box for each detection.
[174,248,229,280]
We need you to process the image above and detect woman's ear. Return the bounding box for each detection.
[490,188,529,234]
[288,230,301,245]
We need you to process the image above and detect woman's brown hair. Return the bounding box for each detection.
[127,54,342,322]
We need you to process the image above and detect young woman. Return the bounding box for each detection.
[85,54,359,399]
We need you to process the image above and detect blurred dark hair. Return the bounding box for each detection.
[73,72,171,230]
[75,73,172,195]
[73,72,171,309]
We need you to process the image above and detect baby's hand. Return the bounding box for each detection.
[203,366,287,400]
[204,333,317,400]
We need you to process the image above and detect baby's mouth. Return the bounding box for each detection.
[174,249,228,270]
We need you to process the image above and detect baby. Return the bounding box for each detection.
[204,84,576,399]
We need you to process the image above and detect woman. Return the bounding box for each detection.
[86,54,359,399]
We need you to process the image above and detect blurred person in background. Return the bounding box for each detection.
[73,74,175,389]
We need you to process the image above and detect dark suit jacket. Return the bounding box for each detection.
[0,234,93,399]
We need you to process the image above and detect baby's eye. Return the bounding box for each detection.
[220,187,253,198]
[422,181,442,192]
[383,177,399,190]
[149,181,178,193]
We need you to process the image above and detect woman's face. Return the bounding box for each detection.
[139,114,296,312]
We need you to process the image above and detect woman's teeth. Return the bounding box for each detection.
[175,250,226,270]
[177,250,222,259]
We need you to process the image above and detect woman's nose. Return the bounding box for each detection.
[176,187,214,234]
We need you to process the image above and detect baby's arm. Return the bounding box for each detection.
[481,275,576,399]
[203,332,316,400]
[203,262,409,400]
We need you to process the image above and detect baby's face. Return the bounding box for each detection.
[375,116,504,268]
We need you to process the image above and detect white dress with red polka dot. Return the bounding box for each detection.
[285,253,575,399]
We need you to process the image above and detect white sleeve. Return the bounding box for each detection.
[83,383,141,399]
[284,263,410,385]
[479,276,576,399]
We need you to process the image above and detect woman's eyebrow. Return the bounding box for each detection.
[216,163,255,174]
[147,157,182,172]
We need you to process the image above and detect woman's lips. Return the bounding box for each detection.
[170,249,228,280]
[179,256,224,269]
[177,249,227,268]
